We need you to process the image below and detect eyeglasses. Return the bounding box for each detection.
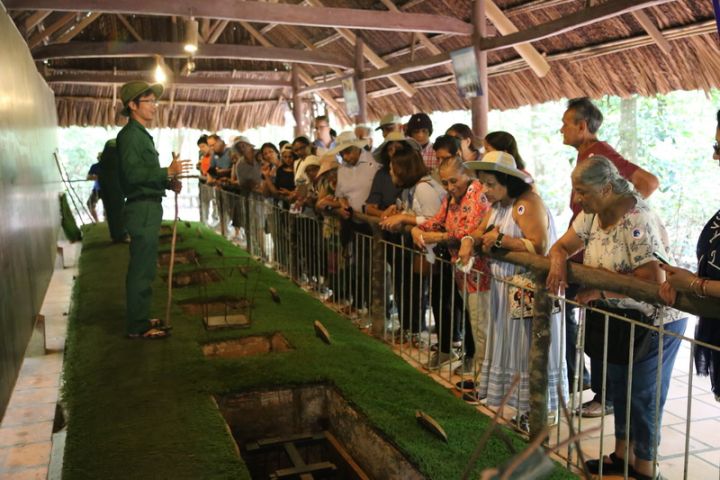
[137,99,159,106]
[714,142,720,155]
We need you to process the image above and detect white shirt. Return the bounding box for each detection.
[335,150,381,213]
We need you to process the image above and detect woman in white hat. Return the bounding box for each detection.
[459,151,568,433]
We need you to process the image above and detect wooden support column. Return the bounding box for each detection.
[471,0,489,138]
[354,37,367,126]
[292,65,304,138]
[529,273,550,441]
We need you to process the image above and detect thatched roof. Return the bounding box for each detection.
[6,0,719,130]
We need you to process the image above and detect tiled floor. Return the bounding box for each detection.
[0,267,75,480]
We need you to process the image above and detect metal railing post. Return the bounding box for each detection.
[370,223,385,336]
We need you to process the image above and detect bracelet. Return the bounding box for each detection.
[691,277,703,297]
[700,278,709,298]
[462,235,475,245]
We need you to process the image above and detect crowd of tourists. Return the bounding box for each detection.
[110,78,719,480]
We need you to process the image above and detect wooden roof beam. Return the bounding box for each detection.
[24,10,52,33]
[3,0,473,35]
[28,12,76,48]
[45,72,292,88]
[478,0,675,53]
[631,10,672,55]
[305,0,416,97]
[485,1,550,77]
[32,41,355,69]
[238,20,350,123]
[116,14,143,41]
[55,12,102,43]
[207,20,230,44]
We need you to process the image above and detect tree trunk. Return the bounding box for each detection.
[619,95,638,163]
[529,271,551,440]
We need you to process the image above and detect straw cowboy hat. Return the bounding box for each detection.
[325,131,368,157]
[465,151,532,183]
[317,156,339,178]
[375,113,403,130]
[375,131,422,153]
[119,80,164,117]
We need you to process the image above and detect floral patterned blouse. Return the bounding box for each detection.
[419,179,491,292]
[572,197,680,325]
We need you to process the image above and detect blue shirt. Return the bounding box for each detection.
[211,148,233,170]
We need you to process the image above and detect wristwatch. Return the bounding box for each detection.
[494,232,505,249]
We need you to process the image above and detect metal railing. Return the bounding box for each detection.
[199,183,720,479]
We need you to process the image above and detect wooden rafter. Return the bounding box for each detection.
[24,10,52,34]
[55,12,102,43]
[32,41,355,69]
[3,0,473,35]
[207,20,230,44]
[116,14,143,41]
[305,0,416,98]
[478,0,676,53]
[44,72,292,88]
[632,10,672,54]
[238,20,350,123]
[28,12,75,48]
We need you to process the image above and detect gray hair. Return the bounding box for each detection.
[438,154,469,174]
[567,97,603,134]
[573,155,637,197]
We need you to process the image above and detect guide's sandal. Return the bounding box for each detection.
[127,328,170,340]
[585,453,635,476]
[149,318,173,331]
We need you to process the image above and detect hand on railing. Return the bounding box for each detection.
[546,252,568,297]
[574,288,603,305]
[380,204,398,220]
[658,264,697,306]
[378,213,407,232]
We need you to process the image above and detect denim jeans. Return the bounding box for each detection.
[607,318,687,461]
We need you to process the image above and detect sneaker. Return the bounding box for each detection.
[462,391,486,405]
[575,400,614,418]
[430,340,463,352]
[425,351,459,370]
[455,379,477,391]
[453,357,475,376]
[513,413,530,435]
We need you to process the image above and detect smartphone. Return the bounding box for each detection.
[653,251,671,265]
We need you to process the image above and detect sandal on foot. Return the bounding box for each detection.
[149,319,172,331]
[127,328,170,340]
[585,452,634,476]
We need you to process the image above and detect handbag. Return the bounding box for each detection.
[507,272,561,319]
[584,303,655,365]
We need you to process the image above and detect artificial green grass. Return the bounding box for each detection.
[62,222,576,479]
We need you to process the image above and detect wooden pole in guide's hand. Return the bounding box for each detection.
[164,152,181,328]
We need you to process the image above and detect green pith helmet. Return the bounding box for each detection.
[119,81,164,117]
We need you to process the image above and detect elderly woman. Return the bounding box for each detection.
[547,155,685,479]
[458,151,567,424]
[379,145,445,344]
[660,110,720,403]
[412,155,491,374]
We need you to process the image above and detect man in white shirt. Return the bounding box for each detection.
[329,131,381,219]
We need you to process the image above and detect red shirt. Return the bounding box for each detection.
[419,180,491,292]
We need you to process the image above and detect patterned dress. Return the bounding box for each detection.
[477,200,568,413]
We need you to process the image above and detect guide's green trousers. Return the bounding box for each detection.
[124,199,163,335]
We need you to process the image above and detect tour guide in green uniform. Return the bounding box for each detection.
[117,80,189,339]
